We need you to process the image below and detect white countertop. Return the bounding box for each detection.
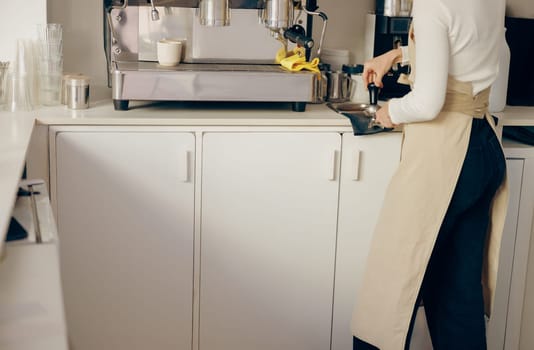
[35,101,349,127]
[1,87,534,248]
[494,106,534,126]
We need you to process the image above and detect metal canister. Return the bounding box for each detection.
[66,75,90,110]
[62,73,83,105]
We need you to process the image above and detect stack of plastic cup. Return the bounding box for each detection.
[36,23,63,106]
[6,40,38,112]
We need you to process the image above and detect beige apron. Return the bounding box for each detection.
[351,27,509,350]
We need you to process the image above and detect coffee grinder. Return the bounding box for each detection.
[364,0,412,99]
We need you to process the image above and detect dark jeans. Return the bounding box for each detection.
[354,117,506,350]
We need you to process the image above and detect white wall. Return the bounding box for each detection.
[47,0,108,89]
[313,0,374,65]
[0,0,47,62]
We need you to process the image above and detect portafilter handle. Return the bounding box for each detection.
[367,82,381,127]
[368,82,379,106]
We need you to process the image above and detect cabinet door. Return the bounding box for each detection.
[518,157,534,350]
[487,159,524,350]
[55,131,195,350]
[332,132,403,350]
[200,132,341,350]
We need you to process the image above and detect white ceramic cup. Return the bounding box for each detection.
[157,39,183,66]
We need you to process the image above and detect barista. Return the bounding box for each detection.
[351,0,509,349]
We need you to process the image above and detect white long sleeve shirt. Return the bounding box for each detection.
[388,0,506,125]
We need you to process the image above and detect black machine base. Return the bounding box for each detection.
[292,102,307,112]
[113,100,129,111]
[113,99,307,112]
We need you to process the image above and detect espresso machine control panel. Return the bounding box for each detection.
[103,0,328,111]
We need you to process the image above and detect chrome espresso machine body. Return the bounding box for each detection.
[104,0,327,111]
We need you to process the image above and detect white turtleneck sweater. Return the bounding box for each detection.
[388,0,506,125]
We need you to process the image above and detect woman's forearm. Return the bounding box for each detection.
[389,47,404,65]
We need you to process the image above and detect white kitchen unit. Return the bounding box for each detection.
[501,140,534,350]
[519,179,534,350]
[332,132,403,350]
[52,131,195,350]
[199,132,341,350]
[396,153,534,350]
[487,157,525,350]
[331,134,534,350]
[399,142,534,350]
[49,125,402,350]
[46,119,534,350]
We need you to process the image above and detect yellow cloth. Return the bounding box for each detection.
[276,46,320,73]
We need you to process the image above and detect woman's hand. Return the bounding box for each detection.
[363,48,403,88]
[374,102,398,129]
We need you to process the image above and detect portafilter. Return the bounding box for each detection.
[328,83,394,135]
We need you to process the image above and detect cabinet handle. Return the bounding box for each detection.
[328,150,339,181]
[353,149,361,181]
[180,150,191,182]
[20,179,46,243]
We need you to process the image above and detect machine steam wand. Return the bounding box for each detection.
[299,3,327,58]
[150,0,160,21]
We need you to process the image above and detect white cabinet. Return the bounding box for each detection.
[50,128,406,350]
[332,132,403,350]
[519,155,534,350]
[331,135,528,350]
[53,131,195,350]
[501,141,534,350]
[199,132,341,350]
[49,127,531,350]
[487,158,524,350]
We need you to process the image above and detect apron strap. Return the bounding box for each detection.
[442,77,490,119]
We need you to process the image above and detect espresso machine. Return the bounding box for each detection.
[103,0,327,111]
[364,0,412,99]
